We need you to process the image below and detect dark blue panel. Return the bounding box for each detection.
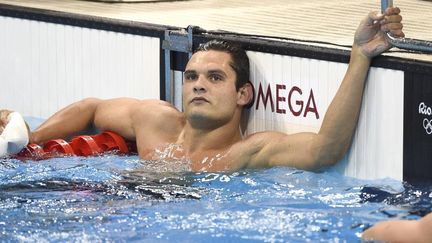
[404,72,432,181]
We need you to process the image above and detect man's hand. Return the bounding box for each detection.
[354,7,404,58]
[0,109,12,135]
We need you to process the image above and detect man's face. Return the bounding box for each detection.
[183,50,240,127]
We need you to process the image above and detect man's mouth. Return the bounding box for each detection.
[191,97,209,104]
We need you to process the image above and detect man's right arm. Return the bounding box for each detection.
[31,98,101,144]
[31,98,164,144]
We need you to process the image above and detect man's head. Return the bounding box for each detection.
[194,40,250,91]
[183,40,253,129]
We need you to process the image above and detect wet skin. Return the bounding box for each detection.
[135,50,253,172]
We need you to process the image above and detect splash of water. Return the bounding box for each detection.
[199,151,230,171]
[136,143,231,172]
[135,144,192,173]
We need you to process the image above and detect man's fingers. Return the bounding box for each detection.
[381,23,403,31]
[381,14,403,25]
[364,8,400,26]
[380,23,404,37]
[390,29,405,38]
[367,11,384,25]
[384,6,401,16]
[380,7,404,38]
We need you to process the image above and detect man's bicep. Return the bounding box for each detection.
[95,99,178,141]
[248,132,319,170]
[94,98,146,139]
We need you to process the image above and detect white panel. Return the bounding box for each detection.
[246,51,404,180]
[334,68,404,180]
[0,16,160,118]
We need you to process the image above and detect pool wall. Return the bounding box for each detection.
[0,3,431,181]
[0,6,162,118]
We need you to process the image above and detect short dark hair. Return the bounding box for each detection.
[194,40,250,90]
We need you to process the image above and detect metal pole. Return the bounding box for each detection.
[164,31,173,104]
[381,0,393,12]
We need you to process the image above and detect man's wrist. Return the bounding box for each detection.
[351,43,372,65]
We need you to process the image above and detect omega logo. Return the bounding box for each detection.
[250,82,320,119]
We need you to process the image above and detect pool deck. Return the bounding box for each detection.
[1,0,432,62]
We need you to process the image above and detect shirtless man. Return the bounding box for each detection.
[0,8,404,172]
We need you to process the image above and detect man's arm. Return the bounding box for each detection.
[30,98,102,144]
[30,98,165,144]
[245,8,404,170]
[362,212,432,243]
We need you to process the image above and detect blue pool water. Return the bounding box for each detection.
[0,118,431,242]
[1,155,431,242]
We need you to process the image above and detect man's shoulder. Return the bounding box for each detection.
[132,100,182,116]
[133,99,175,108]
[131,100,184,127]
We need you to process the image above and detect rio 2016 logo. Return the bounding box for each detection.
[419,102,432,135]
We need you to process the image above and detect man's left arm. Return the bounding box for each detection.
[245,47,370,170]
[245,8,404,170]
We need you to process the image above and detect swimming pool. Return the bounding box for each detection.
[0,119,431,242]
[1,155,432,242]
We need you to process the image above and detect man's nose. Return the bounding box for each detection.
[193,75,207,93]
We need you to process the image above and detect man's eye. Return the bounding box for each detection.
[209,75,223,82]
[184,74,197,81]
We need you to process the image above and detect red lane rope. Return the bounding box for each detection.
[15,131,137,160]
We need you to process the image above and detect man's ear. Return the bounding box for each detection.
[237,82,254,107]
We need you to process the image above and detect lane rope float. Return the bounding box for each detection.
[16,131,137,160]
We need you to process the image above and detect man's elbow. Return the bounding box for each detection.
[316,151,345,168]
[311,139,350,168]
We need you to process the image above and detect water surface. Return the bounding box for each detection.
[1,154,430,242]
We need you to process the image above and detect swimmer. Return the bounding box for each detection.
[0,8,404,172]
[362,212,432,242]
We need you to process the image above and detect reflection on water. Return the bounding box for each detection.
[146,142,231,172]
[0,155,431,242]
